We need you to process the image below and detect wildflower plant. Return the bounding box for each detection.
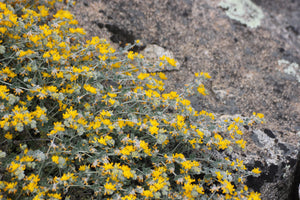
[0,1,264,199]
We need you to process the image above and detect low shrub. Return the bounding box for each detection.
[0,1,263,199]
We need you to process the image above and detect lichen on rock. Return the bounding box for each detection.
[219,0,264,28]
[278,59,300,83]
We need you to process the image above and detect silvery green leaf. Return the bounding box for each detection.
[0,150,6,158]
[0,45,5,54]
[30,121,37,129]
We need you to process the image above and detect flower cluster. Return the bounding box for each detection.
[0,1,263,199]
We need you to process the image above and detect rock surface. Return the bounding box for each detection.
[141,44,181,72]
[69,0,300,199]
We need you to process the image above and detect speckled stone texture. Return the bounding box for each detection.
[69,0,300,199]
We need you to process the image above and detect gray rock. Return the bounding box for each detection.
[243,129,299,200]
[278,59,300,83]
[141,44,180,72]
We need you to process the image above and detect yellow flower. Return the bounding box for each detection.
[79,165,87,171]
[173,153,185,160]
[88,36,100,45]
[0,27,7,34]
[33,192,45,200]
[29,34,41,44]
[4,132,13,140]
[53,10,73,20]
[108,98,115,105]
[235,159,246,170]
[149,119,159,126]
[158,72,167,80]
[152,166,166,180]
[52,155,59,164]
[160,55,177,66]
[1,66,17,79]
[247,191,261,200]
[142,190,153,198]
[149,176,167,192]
[107,92,117,98]
[253,112,264,119]
[48,122,65,136]
[47,193,62,200]
[4,182,17,194]
[38,6,49,17]
[214,134,231,150]
[8,13,18,25]
[120,165,134,179]
[52,53,61,61]
[58,42,66,48]
[20,156,34,162]
[215,171,223,181]
[137,73,150,80]
[196,185,205,194]
[149,126,159,135]
[103,163,114,171]
[43,51,51,58]
[236,139,246,149]
[251,168,261,174]
[127,51,138,60]
[197,84,206,96]
[257,113,264,118]
[140,140,152,156]
[22,174,40,193]
[84,84,97,94]
[19,49,35,57]
[122,194,137,200]
[69,27,86,35]
[202,72,211,79]
[120,145,136,156]
[176,115,185,129]
[181,160,200,170]
[7,161,23,173]
[181,99,191,106]
[196,129,204,138]
[0,85,9,100]
[104,182,116,195]
[60,172,76,181]
[63,107,78,119]
[97,136,107,145]
[102,119,112,126]
[221,180,235,194]
[182,182,195,198]
[166,57,177,66]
